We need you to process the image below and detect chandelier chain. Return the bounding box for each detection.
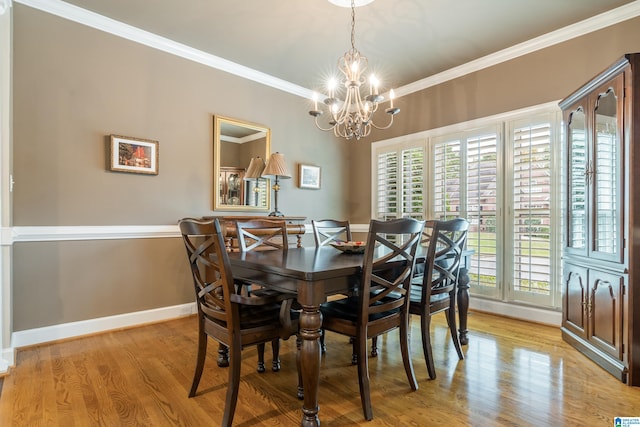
[350,0,356,51]
[308,0,401,140]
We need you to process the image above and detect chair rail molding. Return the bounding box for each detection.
[9,224,180,243]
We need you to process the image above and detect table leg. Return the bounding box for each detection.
[299,304,322,427]
[457,267,470,345]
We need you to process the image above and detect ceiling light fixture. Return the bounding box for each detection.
[309,0,399,141]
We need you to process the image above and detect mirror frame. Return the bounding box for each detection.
[213,115,271,212]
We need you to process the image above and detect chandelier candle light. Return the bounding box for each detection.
[309,0,399,140]
[261,152,291,217]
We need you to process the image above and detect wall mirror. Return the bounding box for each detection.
[213,115,271,212]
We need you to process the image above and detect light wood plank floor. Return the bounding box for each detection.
[1,311,639,426]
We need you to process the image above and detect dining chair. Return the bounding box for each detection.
[311,219,378,358]
[311,219,353,353]
[319,217,424,420]
[234,218,291,372]
[311,219,352,247]
[409,218,469,380]
[178,217,298,427]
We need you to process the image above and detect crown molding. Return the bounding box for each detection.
[14,0,314,99]
[0,0,11,15]
[396,1,640,97]
[14,0,640,102]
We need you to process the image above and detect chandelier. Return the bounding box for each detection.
[309,0,399,140]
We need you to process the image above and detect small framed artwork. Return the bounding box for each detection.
[109,134,159,175]
[299,164,321,189]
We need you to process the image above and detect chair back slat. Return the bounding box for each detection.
[311,219,352,247]
[358,218,424,327]
[420,218,469,301]
[235,219,289,252]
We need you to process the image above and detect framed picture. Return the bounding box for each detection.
[109,135,159,175]
[299,164,321,189]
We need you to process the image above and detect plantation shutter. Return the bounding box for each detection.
[466,132,499,296]
[376,151,398,220]
[433,140,461,220]
[511,123,552,298]
[401,147,425,220]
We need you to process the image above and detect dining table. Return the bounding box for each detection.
[226,245,473,426]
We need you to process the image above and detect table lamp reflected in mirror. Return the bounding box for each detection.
[261,152,291,217]
[244,156,265,207]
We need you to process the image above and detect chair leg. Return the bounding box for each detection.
[445,307,464,360]
[271,339,281,371]
[221,342,242,427]
[370,336,378,357]
[189,329,208,397]
[217,343,229,368]
[257,343,266,373]
[400,315,418,391]
[351,336,378,363]
[296,335,304,400]
[320,329,327,354]
[351,339,358,365]
[420,313,437,380]
[356,334,373,420]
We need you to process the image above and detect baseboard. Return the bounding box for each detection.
[0,347,12,374]
[10,302,197,350]
[469,298,562,326]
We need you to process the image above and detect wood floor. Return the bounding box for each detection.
[1,311,639,426]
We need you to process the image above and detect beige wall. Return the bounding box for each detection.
[11,4,640,332]
[347,16,640,223]
[11,5,347,330]
[13,238,192,330]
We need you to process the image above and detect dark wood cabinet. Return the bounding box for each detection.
[219,167,246,206]
[560,53,640,385]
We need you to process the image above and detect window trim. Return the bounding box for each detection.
[371,101,562,309]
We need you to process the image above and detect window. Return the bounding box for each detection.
[432,127,501,299]
[505,117,559,307]
[373,106,561,309]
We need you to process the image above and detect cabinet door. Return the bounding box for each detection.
[590,75,624,263]
[565,105,588,257]
[588,269,624,360]
[562,263,588,339]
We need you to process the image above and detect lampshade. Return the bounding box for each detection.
[244,156,265,180]
[262,152,291,179]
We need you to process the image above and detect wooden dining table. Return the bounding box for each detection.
[227,245,473,426]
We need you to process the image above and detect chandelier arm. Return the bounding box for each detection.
[308,0,401,140]
[333,89,353,125]
[369,114,395,130]
[313,116,340,132]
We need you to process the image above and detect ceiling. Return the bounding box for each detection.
[51,0,638,93]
